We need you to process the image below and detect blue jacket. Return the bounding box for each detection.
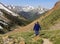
[33,23,41,31]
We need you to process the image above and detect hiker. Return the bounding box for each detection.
[33,22,41,36]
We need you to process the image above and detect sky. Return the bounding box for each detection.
[0,0,58,9]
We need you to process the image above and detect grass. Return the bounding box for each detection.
[8,31,43,44]
[0,35,3,44]
[41,8,60,30]
[39,6,60,44]
[40,30,60,44]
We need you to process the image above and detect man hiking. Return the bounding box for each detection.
[33,22,41,36]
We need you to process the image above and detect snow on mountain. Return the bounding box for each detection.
[0,3,19,16]
[35,6,48,14]
[7,5,15,9]
[22,6,34,12]
[7,5,35,12]
[0,26,3,29]
[6,5,48,21]
[7,5,48,14]
[0,3,27,30]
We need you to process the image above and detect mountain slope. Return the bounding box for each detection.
[0,3,19,16]
[0,2,29,33]
[0,2,30,26]
[4,1,60,35]
[41,1,60,30]
[0,2,27,24]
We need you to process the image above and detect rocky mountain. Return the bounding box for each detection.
[0,2,28,33]
[7,5,48,21]
[7,5,48,12]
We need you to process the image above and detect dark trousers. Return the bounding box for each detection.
[35,30,39,36]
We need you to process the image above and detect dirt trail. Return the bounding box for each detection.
[32,36,53,44]
[20,36,53,44]
[42,38,53,44]
[19,37,25,44]
[32,35,40,42]
[4,19,39,36]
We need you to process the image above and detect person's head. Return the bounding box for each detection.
[37,22,39,24]
[35,21,39,24]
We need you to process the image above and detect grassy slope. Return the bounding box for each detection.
[7,31,43,44]
[39,2,60,44]
[0,31,43,44]
[41,8,60,30]
[40,30,60,44]
[39,1,60,30]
